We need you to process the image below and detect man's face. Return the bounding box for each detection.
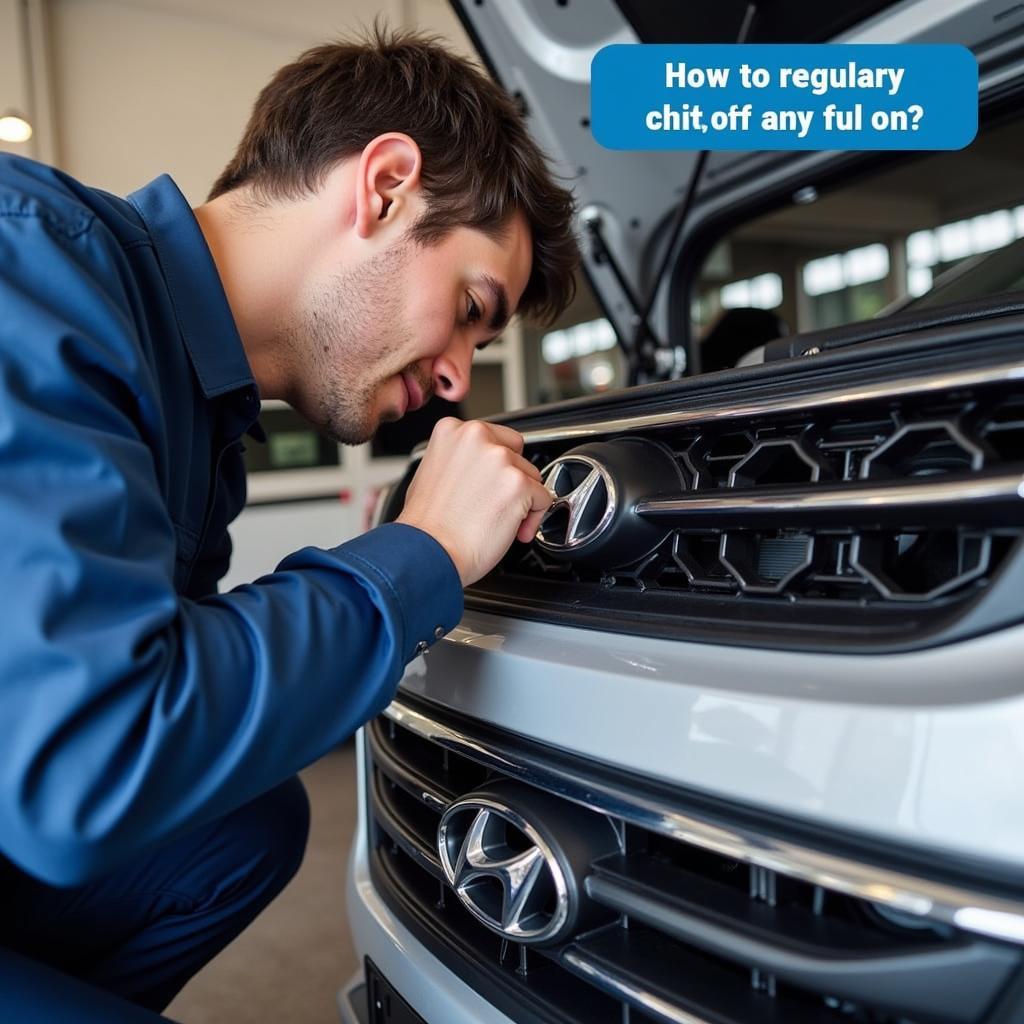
[287,212,533,445]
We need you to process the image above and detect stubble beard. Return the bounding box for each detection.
[287,242,430,446]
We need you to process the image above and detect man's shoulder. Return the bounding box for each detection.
[0,154,146,248]
[0,155,154,387]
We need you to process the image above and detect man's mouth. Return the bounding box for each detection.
[401,372,426,414]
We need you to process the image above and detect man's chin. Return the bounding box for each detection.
[324,409,402,447]
[316,413,377,448]
[312,386,406,446]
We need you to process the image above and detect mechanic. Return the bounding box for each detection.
[0,26,577,1021]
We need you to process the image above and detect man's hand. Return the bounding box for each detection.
[396,418,552,587]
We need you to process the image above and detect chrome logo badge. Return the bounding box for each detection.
[438,797,569,943]
[537,455,616,552]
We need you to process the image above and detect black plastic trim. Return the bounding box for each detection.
[586,861,1018,1022]
[370,769,445,880]
[368,727,456,808]
[562,932,838,1024]
[365,958,425,1024]
[462,573,999,656]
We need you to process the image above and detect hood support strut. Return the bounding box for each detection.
[596,3,758,384]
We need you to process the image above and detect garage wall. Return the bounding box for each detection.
[1,0,56,161]
[0,0,31,159]
[45,0,446,202]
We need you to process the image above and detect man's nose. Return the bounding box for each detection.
[432,345,472,403]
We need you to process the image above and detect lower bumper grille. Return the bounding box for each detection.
[365,697,1024,1024]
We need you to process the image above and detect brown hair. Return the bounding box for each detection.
[209,23,578,324]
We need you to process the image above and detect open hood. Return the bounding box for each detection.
[451,0,1021,377]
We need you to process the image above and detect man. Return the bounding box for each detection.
[0,26,577,1021]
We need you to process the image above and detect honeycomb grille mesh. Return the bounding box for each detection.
[467,383,1024,646]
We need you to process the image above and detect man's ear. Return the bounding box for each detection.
[354,133,423,239]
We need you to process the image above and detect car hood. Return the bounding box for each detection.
[451,0,1017,368]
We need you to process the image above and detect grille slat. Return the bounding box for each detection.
[585,859,1017,1023]
[563,931,835,1024]
[365,700,1024,1024]
[633,468,1024,529]
[368,724,457,809]
[370,767,445,880]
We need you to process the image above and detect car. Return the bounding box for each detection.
[339,2,1024,1022]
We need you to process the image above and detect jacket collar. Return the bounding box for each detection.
[128,174,256,401]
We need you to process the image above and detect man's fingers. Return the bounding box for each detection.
[521,477,552,529]
[431,416,463,439]
[510,451,542,481]
[512,477,552,545]
[481,421,525,453]
[399,416,548,586]
[529,476,553,511]
[517,502,550,544]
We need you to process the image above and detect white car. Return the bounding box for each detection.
[340,2,1024,1022]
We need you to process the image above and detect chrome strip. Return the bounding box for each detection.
[383,699,1024,945]
[368,721,456,807]
[562,949,714,1024]
[370,765,445,879]
[583,873,1018,1014]
[409,358,1024,460]
[634,470,1024,527]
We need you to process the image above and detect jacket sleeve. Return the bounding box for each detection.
[0,208,463,886]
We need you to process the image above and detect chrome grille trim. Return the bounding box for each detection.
[561,949,714,1024]
[368,724,456,808]
[633,468,1024,528]
[583,870,1018,1013]
[383,697,1024,945]
[370,764,445,879]
[410,357,1024,459]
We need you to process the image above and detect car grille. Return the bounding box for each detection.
[365,696,1024,1024]
[382,345,1024,653]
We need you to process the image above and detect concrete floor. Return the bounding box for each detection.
[166,744,360,1024]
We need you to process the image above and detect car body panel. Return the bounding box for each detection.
[397,612,1024,869]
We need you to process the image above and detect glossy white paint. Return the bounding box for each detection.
[399,612,1024,868]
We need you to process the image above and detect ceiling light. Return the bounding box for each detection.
[0,112,33,144]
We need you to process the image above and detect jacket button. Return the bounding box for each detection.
[414,640,429,656]
[434,626,446,639]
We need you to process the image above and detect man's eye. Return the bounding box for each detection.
[466,295,481,324]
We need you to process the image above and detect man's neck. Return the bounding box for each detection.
[193,190,310,402]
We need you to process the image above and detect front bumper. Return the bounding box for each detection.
[403,610,1024,866]
[345,611,1024,1023]
[343,730,516,1024]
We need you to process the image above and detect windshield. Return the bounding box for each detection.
[896,237,1024,312]
[692,116,1024,371]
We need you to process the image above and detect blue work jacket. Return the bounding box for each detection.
[0,155,462,887]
